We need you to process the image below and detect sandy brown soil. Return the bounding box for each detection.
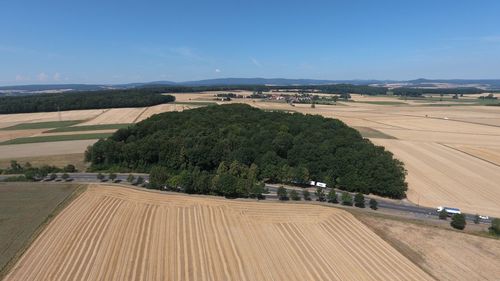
[360,215,500,281]
[5,185,432,281]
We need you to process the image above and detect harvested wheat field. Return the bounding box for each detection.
[0,139,97,159]
[76,108,147,125]
[446,144,500,166]
[360,215,500,281]
[5,185,432,281]
[372,139,500,217]
[135,104,200,122]
[0,110,103,129]
[0,129,46,142]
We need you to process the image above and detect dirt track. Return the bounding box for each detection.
[5,185,433,281]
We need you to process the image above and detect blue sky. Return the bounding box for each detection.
[1,0,499,85]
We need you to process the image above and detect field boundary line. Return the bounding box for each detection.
[0,184,87,280]
[392,113,500,129]
[439,143,500,168]
[133,107,150,123]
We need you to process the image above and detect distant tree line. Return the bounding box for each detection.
[0,89,175,114]
[392,87,485,97]
[0,160,76,181]
[478,93,498,100]
[85,104,408,199]
[302,84,387,95]
[139,84,388,96]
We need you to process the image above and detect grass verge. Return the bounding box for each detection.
[0,133,112,145]
[0,120,83,130]
[173,101,217,106]
[44,123,132,133]
[0,183,86,279]
[354,126,396,139]
[355,101,408,105]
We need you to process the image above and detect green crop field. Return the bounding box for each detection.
[0,120,83,130]
[0,183,84,278]
[354,101,408,105]
[0,133,112,145]
[44,123,132,133]
[354,126,396,139]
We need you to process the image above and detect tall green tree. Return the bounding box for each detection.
[109,173,117,182]
[303,190,311,201]
[277,186,289,201]
[450,214,466,230]
[127,174,135,183]
[290,189,301,201]
[315,186,326,202]
[354,193,365,208]
[327,189,338,203]
[150,166,170,188]
[489,218,500,236]
[341,192,353,206]
[438,209,448,220]
[136,176,144,185]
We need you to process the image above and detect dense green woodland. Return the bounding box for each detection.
[86,104,407,199]
[0,89,175,114]
[391,87,484,97]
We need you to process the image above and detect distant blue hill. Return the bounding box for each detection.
[1,78,499,95]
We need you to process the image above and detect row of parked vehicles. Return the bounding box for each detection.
[437,206,489,220]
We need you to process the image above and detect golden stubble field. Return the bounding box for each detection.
[5,185,432,281]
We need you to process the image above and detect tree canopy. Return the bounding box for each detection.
[85,104,408,198]
[0,89,175,114]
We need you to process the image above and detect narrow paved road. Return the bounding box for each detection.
[0,173,492,223]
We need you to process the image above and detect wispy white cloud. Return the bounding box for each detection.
[250,57,262,67]
[15,74,30,82]
[53,72,61,81]
[37,72,49,81]
[215,68,221,73]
